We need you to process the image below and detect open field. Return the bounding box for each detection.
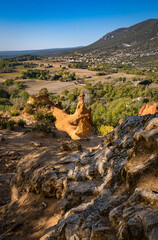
[0,58,154,95]
[23,79,79,95]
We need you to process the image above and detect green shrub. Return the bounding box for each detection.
[0,116,8,129]
[14,81,23,89]
[44,113,56,122]
[10,97,26,110]
[0,87,10,98]
[32,121,51,133]
[17,119,26,127]
[24,103,34,114]
[99,125,114,136]
[4,78,14,86]
[7,120,16,130]
[96,72,106,76]
[10,109,20,116]
[18,90,29,99]
[34,110,45,121]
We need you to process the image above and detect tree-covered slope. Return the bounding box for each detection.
[83,19,158,51]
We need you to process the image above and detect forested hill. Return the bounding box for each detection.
[83,19,158,51]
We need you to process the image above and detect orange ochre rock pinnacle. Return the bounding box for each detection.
[138,103,158,116]
[52,93,92,140]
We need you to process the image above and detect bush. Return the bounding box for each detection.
[0,116,8,129]
[10,97,27,110]
[38,88,48,96]
[10,109,20,116]
[21,69,49,80]
[7,120,16,130]
[0,87,10,98]
[14,81,23,89]
[32,121,51,133]
[4,78,14,86]
[99,125,114,136]
[45,113,56,122]
[24,103,34,114]
[96,72,106,76]
[18,90,29,100]
[34,110,45,121]
[17,119,26,127]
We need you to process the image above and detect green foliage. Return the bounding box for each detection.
[38,88,49,96]
[17,119,26,127]
[4,78,14,86]
[68,62,88,69]
[34,110,55,122]
[18,90,29,100]
[24,103,34,114]
[14,81,23,89]
[10,109,20,116]
[0,60,14,73]
[23,63,38,68]
[0,116,8,129]
[32,110,55,133]
[21,69,50,80]
[6,120,16,130]
[51,71,76,82]
[99,125,114,135]
[96,72,106,76]
[0,87,10,98]
[54,80,157,133]
[62,89,69,96]
[32,121,51,133]
[44,113,56,122]
[10,97,27,110]
[4,54,41,62]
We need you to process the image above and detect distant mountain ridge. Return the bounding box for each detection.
[83,19,158,51]
[80,19,158,66]
[0,47,83,59]
[0,19,158,65]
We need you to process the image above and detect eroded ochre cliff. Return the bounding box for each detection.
[138,103,157,116]
[25,93,92,140]
[52,93,92,140]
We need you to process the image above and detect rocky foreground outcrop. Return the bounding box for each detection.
[11,113,158,240]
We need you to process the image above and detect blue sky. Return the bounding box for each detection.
[0,0,158,51]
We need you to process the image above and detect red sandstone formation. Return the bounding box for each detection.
[138,103,157,116]
[52,93,92,140]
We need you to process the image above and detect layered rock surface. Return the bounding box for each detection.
[11,113,158,240]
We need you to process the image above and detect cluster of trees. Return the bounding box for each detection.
[4,54,41,62]
[51,71,76,82]
[21,69,50,80]
[68,62,89,69]
[68,61,158,83]
[88,64,118,74]
[0,60,16,73]
[0,55,41,73]
[23,63,38,68]
[50,81,158,134]
[0,78,29,113]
